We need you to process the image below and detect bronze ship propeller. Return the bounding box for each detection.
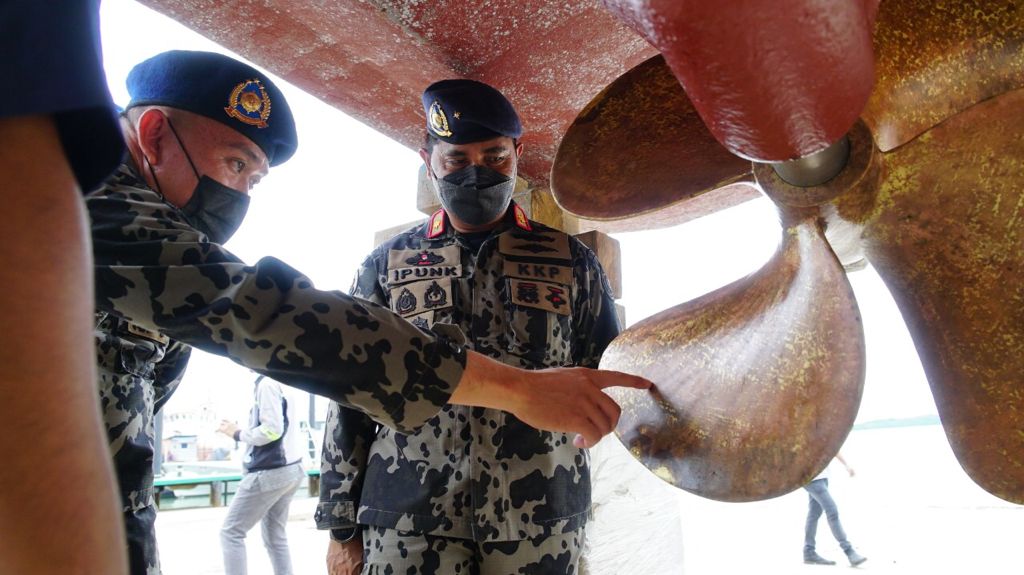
[552,0,1024,503]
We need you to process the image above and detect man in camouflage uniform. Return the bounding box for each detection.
[92,52,645,575]
[318,80,620,575]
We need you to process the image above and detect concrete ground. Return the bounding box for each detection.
[157,424,1022,574]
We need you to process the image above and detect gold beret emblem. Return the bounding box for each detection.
[225,78,272,128]
[428,100,453,137]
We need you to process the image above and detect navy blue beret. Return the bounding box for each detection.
[422,79,522,144]
[126,50,297,166]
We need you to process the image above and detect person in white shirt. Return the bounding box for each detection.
[217,375,307,575]
[802,451,868,567]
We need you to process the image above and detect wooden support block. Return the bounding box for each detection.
[416,164,438,215]
[528,187,578,233]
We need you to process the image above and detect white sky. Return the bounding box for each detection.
[98,0,938,447]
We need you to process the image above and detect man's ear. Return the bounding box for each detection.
[418,148,434,178]
[135,109,169,166]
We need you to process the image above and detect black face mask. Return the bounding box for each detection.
[434,165,515,226]
[148,118,251,244]
[178,176,251,245]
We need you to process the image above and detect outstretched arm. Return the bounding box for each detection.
[318,258,384,572]
[451,351,649,448]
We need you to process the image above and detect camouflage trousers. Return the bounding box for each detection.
[362,526,587,575]
[96,325,181,575]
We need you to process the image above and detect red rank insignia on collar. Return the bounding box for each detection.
[513,203,532,231]
[427,209,446,238]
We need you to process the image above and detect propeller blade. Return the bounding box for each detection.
[601,0,876,161]
[602,207,866,501]
[581,0,1024,506]
[862,87,1024,503]
[551,55,752,222]
[863,0,1024,152]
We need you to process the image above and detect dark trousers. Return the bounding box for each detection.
[124,504,160,575]
[803,478,853,554]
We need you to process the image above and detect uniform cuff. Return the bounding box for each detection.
[314,500,357,530]
[330,528,359,543]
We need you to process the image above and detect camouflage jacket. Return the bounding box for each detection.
[316,205,620,542]
[90,164,468,434]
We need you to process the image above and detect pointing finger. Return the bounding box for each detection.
[594,370,651,391]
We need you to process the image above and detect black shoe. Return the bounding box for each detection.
[804,552,836,565]
[846,550,867,566]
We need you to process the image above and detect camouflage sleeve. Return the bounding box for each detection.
[90,192,465,434]
[316,254,386,537]
[153,341,192,414]
[572,244,621,367]
[316,400,378,538]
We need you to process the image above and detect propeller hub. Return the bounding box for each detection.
[754,120,880,209]
[769,136,850,187]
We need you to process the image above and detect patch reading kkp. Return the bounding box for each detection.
[503,260,573,285]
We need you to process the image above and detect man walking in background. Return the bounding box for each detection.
[803,451,868,567]
[217,375,306,575]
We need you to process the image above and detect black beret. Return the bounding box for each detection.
[126,50,297,166]
[422,79,522,144]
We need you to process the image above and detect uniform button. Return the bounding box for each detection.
[448,340,467,361]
